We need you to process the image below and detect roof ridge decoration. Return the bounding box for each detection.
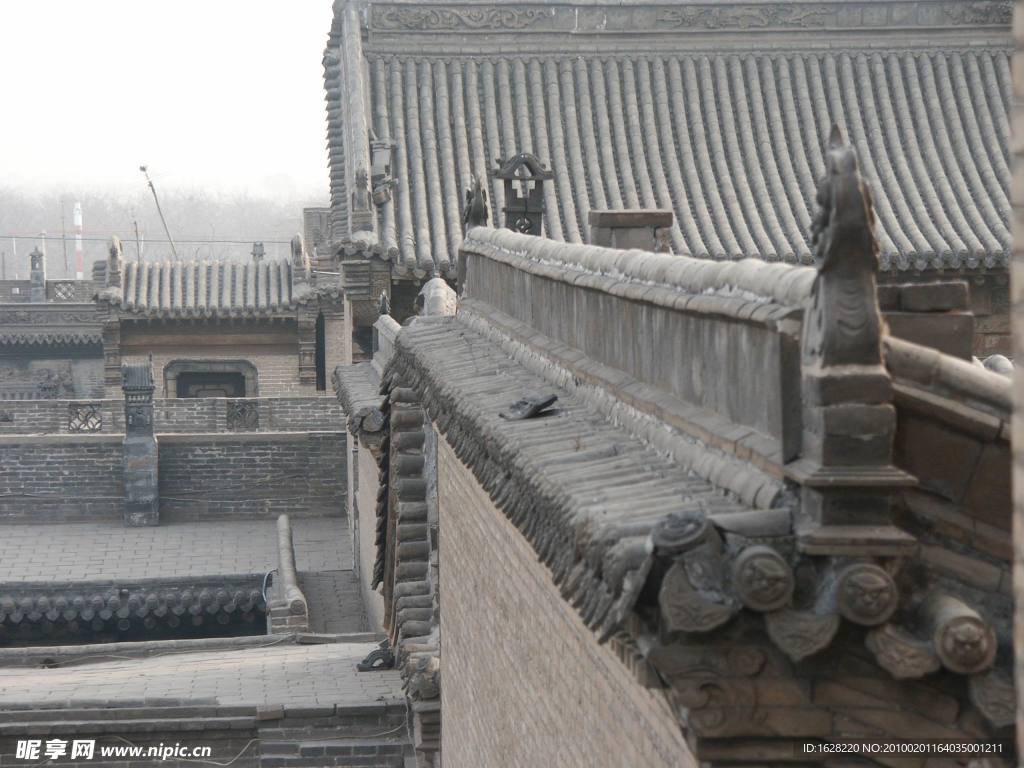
[785,127,916,549]
[364,1,1013,36]
[491,154,553,237]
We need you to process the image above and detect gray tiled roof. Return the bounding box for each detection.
[98,260,331,319]
[386,314,761,639]
[326,0,1011,276]
[348,50,1009,275]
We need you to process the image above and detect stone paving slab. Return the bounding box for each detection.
[0,642,401,708]
[0,518,352,582]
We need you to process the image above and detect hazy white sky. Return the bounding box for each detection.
[0,1,333,199]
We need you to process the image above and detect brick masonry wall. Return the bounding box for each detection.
[1012,0,1024,754]
[436,435,696,768]
[324,308,353,382]
[355,442,384,633]
[0,431,346,522]
[0,354,104,401]
[0,397,345,435]
[0,436,124,521]
[878,271,1010,357]
[158,432,347,520]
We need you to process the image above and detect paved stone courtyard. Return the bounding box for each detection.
[0,642,401,707]
[0,518,352,581]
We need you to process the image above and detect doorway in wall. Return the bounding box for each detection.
[163,360,259,398]
[175,371,246,398]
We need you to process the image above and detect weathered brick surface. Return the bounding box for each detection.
[158,432,346,520]
[355,443,384,632]
[0,397,344,435]
[0,436,124,521]
[436,436,696,768]
[0,431,346,522]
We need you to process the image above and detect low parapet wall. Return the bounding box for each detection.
[158,432,347,521]
[0,397,345,436]
[0,431,347,523]
[0,435,125,521]
[460,227,814,505]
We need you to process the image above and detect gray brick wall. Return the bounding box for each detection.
[0,431,346,522]
[355,443,384,633]
[0,436,124,521]
[0,397,345,435]
[436,435,696,768]
[159,433,347,520]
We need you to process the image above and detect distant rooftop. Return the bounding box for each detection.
[325,0,1011,275]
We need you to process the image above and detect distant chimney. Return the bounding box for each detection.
[588,210,674,252]
[29,247,46,302]
[107,237,123,288]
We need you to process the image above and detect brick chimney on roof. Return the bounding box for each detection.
[588,210,674,252]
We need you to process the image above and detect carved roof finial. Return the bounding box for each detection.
[107,236,123,288]
[805,129,882,367]
[828,123,844,149]
[463,175,489,231]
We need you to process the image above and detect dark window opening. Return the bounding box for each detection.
[353,326,373,363]
[390,280,421,324]
[176,372,246,398]
[315,312,326,391]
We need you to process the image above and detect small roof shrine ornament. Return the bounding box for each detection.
[490,153,553,237]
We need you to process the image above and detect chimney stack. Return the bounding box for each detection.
[588,210,674,252]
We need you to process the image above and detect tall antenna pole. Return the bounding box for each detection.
[139,165,178,261]
[134,219,142,263]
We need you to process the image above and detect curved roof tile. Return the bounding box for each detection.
[340,49,1010,274]
[101,260,310,319]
